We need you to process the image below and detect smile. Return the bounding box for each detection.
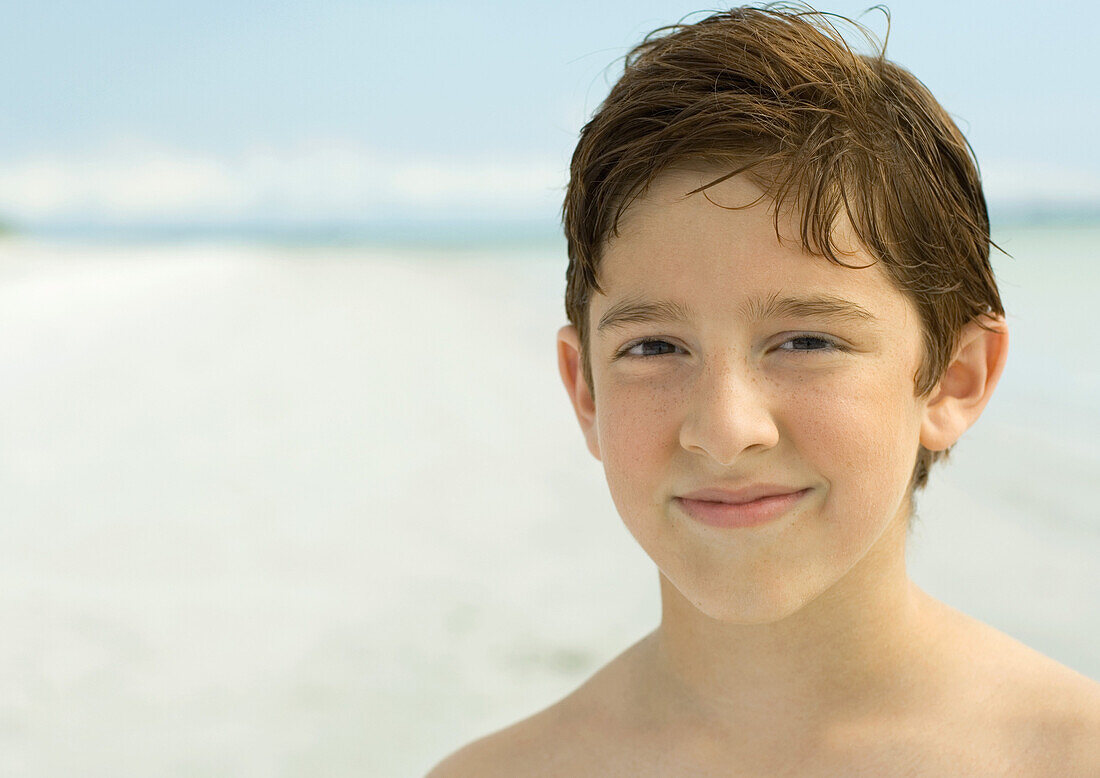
[673,488,810,529]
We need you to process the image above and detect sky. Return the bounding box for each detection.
[1,0,1097,235]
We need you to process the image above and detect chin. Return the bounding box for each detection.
[669,574,819,625]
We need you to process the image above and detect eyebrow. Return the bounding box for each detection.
[595,292,877,333]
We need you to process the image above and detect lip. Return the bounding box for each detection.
[674,487,810,529]
[679,484,807,504]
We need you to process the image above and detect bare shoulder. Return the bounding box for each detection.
[422,691,609,778]
[422,708,563,778]
[934,600,1100,775]
[1006,647,1100,776]
[424,637,651,778]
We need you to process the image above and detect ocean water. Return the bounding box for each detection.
[0,226,1096,777]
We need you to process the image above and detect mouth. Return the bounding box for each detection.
[673,488,810,529]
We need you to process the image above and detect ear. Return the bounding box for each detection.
[919,314,1009,452]
[556,325,601,461]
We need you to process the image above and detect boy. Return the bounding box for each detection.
[429,5,1100,776]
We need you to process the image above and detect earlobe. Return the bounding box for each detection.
[556,325,601,461]
[919,314,1009,452]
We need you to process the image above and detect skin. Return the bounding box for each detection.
[427,168,1100,777]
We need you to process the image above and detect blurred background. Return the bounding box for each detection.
[0,1,1097,775]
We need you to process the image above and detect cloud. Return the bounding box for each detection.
[0,139,568,225]
[981,159,1100,207]
[1,141,1095,229]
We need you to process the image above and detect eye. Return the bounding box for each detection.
[616,338,683,359]
[776,334,844,353]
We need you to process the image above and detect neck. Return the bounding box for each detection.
[640,509,942,744]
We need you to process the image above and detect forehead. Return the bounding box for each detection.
[593,167,913,328]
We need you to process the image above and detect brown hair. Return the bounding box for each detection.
[561,2,1006,516]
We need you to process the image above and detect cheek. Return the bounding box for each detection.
[595,382,681,512]
[793,371,919,502]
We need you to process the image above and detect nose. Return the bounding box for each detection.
[678,359,780,466]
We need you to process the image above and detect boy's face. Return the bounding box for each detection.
[562,167,931,623]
